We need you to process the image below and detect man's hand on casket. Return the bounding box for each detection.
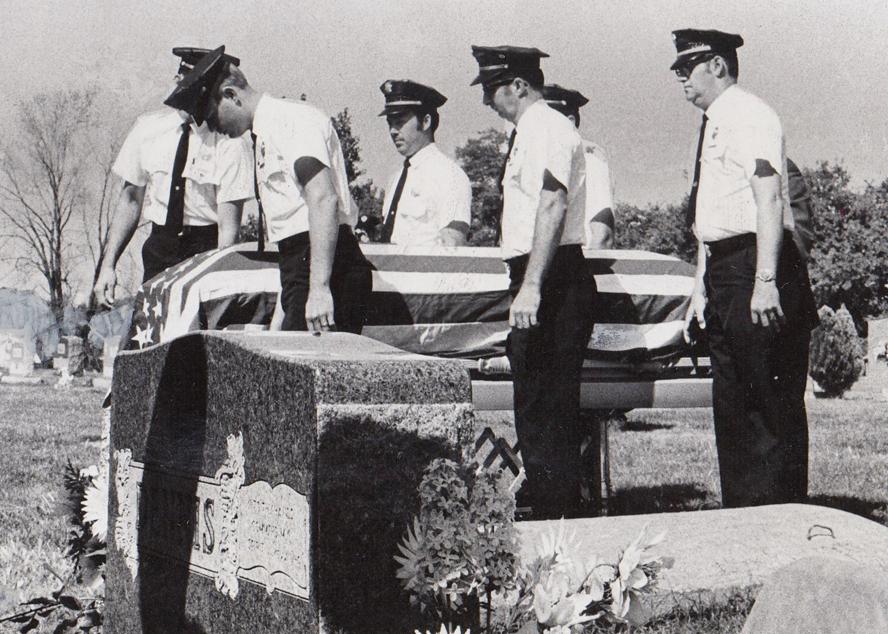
[510,283,541,329]
[306,285,335,331]
[94,267,118,309]
[683,279,707,344]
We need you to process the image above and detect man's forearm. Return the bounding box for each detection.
[695,238,707,282]
[522,188,567,288]
[307,192,339,288]
[102,183,144,271]
[216,200,244,249]
[751,174,784,274]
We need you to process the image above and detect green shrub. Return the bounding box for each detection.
[809,305,864,397]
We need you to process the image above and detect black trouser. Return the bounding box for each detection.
[277,225,372,334]
[506,245,595,519]
[142,223,219,282]
[704,231,817,508]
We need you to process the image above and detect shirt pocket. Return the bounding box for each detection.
[182,153,221,209]
[256,151,290,197]
[398,185,430,220]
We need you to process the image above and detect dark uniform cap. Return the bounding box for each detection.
[542,84,589,114]
[470,45,549,86]
[164,45,227,125]
[670,29,744,70]
[378,80,447,116]
[173,46,240,74]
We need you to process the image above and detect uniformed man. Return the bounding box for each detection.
[542,84,615,249]
[471,45,593,519]
[673,29,817,507]
[167,46,371,333]
[378,80,472,246]
[93,47,254,307]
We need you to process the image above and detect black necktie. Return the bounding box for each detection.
[165,123,191,233]
[494,128,517,243]
[686,114,708,229]
[382,158,410,243]
[250,132,265,252]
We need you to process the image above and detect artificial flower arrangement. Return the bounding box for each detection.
[397,458,671,634]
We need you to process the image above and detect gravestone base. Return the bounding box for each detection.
[106,332,474,633]
[515,503,888,618]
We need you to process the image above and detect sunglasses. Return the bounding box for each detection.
[482,79,514,98]
[673,54,715,80]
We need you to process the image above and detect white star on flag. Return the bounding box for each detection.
[142,297,151,316]
[132,324,155,349]
[152,300,163,320]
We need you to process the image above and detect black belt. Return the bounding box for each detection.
[278,224,352,254]
[151,222,218,237]
[705,230,793,258]
[505,244,583,278]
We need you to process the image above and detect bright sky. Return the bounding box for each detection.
[3,0,885,207]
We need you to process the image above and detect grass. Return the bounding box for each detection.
[1,385,887,632]
[0,385,104,620]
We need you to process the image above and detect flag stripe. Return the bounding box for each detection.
[125,243,696,365]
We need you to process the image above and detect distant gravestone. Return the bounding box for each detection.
[741,556,888,633]
[65,335,85,376]
[102,335,121,378]
[0,328,34,376]
[105,331,474,633]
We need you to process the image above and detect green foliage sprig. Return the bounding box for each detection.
[396,459,519,631]
[396,461,671,634]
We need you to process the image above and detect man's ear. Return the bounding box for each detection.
[221,85,240,103]
[513,77,528,98]
[420,113,433,132]
[711,56,728,79]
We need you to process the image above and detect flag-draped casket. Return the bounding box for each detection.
[125,244,695,364]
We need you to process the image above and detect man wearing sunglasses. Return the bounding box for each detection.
[673,29,817,508]
[470,45,593,520]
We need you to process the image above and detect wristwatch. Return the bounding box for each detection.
[755,270,776,283]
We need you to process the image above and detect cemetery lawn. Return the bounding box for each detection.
[1,386,886,631]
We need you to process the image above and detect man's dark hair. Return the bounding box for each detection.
[721,50,739,79]
[518,68,545,90]
[417,107,440,134]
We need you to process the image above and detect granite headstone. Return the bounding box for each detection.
[105,331,474,633]
[65,335,85,376]
[0,328,33,376]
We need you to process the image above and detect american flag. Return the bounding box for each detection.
[125,243,695,363]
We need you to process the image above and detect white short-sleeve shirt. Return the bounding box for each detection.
[501,100,586,259]
[112,108,254,227]
[582,139,615,245]
[251,95,356,243]
[382,143,472,246]
[694,85,793,243]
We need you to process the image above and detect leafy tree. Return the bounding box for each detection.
[804,161,888,324]
[331,108,364,184]
[614,197,696,263]
[455,128,508,246]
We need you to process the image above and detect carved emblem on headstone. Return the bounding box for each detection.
[111,433,310,600]
[113,448,138,581]
[214,432,246,599]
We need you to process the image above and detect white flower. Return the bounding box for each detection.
[81,472,108,541]
[609,524,666,624]
[394,516,423,591]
